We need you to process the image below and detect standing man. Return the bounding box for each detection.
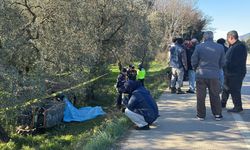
[221,30,247,112]
[186,38,198,93]
[169,37,187,94]
[191,31,225,120]
[217,38,228,91]
[136,63,146,86]
[115,67,127,109]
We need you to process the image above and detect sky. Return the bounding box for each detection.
[197,0,250,40]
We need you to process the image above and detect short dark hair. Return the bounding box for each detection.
[172,37,177,43]
[227,30,238,40]
[176,38,184,45]
[217,38,226,45]
[121,67,127,73]
[203,31,214,40]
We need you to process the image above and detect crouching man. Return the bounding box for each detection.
[123,80,159,130]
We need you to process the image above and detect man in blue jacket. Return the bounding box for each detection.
[123,80,159,130]
[169,38,187,94]
[191,31,225,121]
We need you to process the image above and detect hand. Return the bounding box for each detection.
[121,107,126,113]
[122,96,129,106]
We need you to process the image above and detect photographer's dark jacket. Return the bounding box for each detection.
[224,40,247,77]
[123,80,159,124]
[116,73,126,93]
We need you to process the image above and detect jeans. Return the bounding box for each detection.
[171,67,184,89]
[188,70,195,91]
[219,69,224,90]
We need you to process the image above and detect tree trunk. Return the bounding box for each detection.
[0,125,10,143]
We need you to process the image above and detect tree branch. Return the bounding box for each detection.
[102,18,127,42]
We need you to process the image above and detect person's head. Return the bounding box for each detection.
[176,37,184,45]
[227,30,238,45]
[172,37,177,43]
[128,64,134,69]
[217,38,226,45]
[191,38,198,45]
[203,31,214,41]
[183,40,190,46]
[124,80,140,94]
[121,67,127,75]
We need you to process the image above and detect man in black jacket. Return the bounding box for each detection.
[115,67,127,109]
[221,30,248,112]
[123,80,159,130]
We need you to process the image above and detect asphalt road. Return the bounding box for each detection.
[119,55,250,150]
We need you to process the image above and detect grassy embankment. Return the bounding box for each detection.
[0,61,169,150]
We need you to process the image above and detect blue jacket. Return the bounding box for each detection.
[170,44,188,70]
[191,39,225,79]
[123,80,159,124]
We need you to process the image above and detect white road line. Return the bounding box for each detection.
[232,113,250,149]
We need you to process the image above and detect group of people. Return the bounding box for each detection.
[115,64,146,109]
[114,30,247,130]
[115,63,158,130]
[170,30,247,121]
[169,37,198,94]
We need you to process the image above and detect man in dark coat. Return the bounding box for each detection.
[115,67,127,109]
[123,80,159,130]
[221,30,248,113]
[186,38,198,93]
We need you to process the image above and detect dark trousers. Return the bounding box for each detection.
[196,78,222,118]
[221,75,245,108]
[138,79,144,86]
[116,92,122,108]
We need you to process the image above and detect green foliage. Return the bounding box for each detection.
[0,0,208,149]
[0,62,168,150]
[0,0,208,106]
[79,116,131,150]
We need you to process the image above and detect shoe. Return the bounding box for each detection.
[134,125,150,130]
[196,116,205,121]
[121,107,126,113]
[214,115,223,121]
[227,107,243,113]
[170,87,176,94]
[221,102,226,108]
[186,89,195,94]
[176,88,185,94]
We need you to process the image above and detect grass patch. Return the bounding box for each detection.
[74,61,169,150]
[0,61,169,150]
[75,115,131,150]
